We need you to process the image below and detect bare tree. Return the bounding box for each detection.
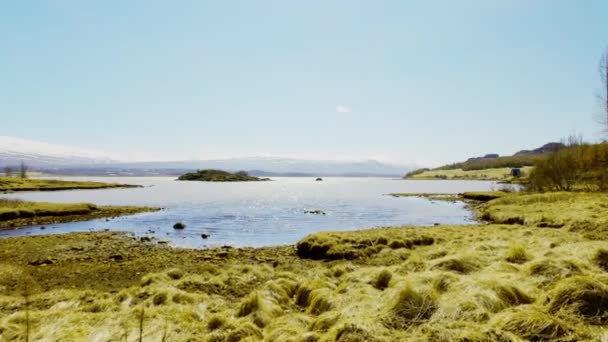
[19,161,28,179]
[599,47,608,131]
[3,166,12,177]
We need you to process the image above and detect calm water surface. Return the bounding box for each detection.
[0,177,497,248]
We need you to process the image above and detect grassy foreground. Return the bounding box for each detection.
[0,199,158,229]
[0,176,141,192]
[405,167,533,181]
[1,192,608,341]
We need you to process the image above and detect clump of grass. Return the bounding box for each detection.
[526,258,581,286]
[505,244,531,264]
[307,289,334,315]
[547,276,608,324]
[495,309,574,341]
[431,272,459,293]
[237,292,262,317]
[152,292,167,306]
[431,255,481,274]
[333,323,378,342]
[295,284,314,308]
[226,322,263,342]
[593,249,608,272]
[166,269,184,280]
[372,269,392,290]
[309,311,341,331]
[388,240,412,249]
[399,251,425,272]
[485,281,534,308]
[381,285,438,329]
[236,291,281,327]
[171,292,194,304]
[207,314,228,331]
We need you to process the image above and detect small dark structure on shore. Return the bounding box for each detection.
[511,168,522,177]
[316,178,323,181]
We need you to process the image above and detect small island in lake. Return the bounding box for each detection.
[176,169,270,182]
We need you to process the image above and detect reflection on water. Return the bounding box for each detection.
[0,177,497,248]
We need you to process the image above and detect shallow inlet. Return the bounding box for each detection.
[0,177,497,248]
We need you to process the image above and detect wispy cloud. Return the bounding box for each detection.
[335,105,351,113]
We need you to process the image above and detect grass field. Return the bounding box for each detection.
[0,198,157,229]
[0,176,140,192]
[0,191,607,341]
[405,167,534,181]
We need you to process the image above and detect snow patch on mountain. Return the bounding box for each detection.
[0,136,124,166]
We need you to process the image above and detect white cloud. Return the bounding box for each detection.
[335,105,351,113]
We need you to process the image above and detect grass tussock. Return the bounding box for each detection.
[372,269,392,290]
[309,311,341,332]
[431,255,482,274]
[593,249,608,272]
[505,244,531,264]
[381,285,438,329]
[495,309,575,341]
[525,258,582,286]
[547,277,608,324]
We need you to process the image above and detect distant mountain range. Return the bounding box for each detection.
[513,142,565,156]
[0,136,414,177]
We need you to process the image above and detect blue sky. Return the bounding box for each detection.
[1,1,607,166]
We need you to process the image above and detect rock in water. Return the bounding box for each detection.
[304,210,326,215]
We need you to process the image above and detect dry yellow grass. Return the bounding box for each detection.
[406,167,533,181]
[0,191,607,341]
[0,176,139,192]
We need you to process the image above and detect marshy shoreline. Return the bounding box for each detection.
[1,191,607,341]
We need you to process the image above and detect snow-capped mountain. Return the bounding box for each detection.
[0,136,415,176]
[113,157,411,177]
[0,136,124,166]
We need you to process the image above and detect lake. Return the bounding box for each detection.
[0,177,497,248]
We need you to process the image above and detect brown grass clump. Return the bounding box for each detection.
[333,324,378,342]
[152,292,168,306]
[166,269,185,280]
[526,258,581,286]
[309,311,341,332]
[307,289,334,315]
[547,277,608,324]
[226,322,263,342]
[372,269,392,290]
[495,309,574,341]
[207,314,228,331]
[593,249,608,272]
[381,285,438,329]
[431,256,481,274]
[431,272,459,293]
[486,282,534,307]
[505,244,531,264]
